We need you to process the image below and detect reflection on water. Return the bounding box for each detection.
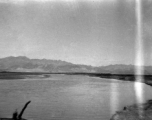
[110,80,120,115]
[0,75,152,120]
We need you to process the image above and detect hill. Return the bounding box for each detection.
[0,56,152,74]
[0,56,95,72]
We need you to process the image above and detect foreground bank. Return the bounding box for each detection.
[110,100,152,120]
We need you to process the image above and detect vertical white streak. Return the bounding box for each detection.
[135,0,144,117]
[135,0,144,71]
[110,80,119,115]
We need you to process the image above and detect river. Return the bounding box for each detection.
[0,74,152,120]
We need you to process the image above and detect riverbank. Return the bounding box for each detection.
[110,99,152,120]
[0,71,152,86]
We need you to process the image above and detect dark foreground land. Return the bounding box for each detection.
[110,100,152,120]
[0,71,152,86]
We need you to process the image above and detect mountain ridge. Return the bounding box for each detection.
[0,56,152,74]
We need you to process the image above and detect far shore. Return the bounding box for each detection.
[0,71,152,86]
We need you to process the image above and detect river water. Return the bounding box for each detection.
[0,74,152,120]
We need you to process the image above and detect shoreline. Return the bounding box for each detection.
[0,71,152,86]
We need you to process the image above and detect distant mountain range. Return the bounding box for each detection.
[0,56,95,73]
[0,56,152,74]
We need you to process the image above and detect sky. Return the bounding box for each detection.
[0,0,152,66]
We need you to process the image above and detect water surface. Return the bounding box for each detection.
[0,75,152,120]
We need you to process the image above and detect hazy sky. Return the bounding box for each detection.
[0,0,152,66]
